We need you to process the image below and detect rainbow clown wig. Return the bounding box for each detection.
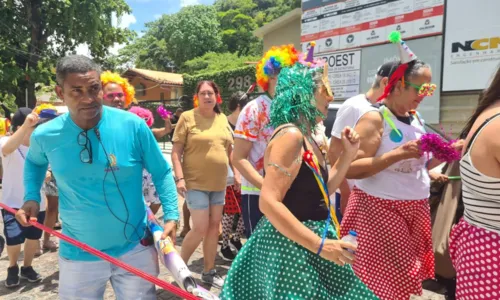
[256,44,299,91]
[100,71,136,108]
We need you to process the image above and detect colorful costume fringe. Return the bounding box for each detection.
[341,188,434,300]
[450,218,500,300]
[220,218,379,300]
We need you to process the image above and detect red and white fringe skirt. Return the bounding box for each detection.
[449,218,500,300]
[224,185,241,215]
[341,187,435,300]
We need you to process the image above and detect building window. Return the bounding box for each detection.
[160,92,164,100]
[135,83,146,96]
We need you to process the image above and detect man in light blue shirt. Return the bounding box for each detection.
[15,55,179,299]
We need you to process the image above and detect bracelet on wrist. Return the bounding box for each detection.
[174,177,184,183]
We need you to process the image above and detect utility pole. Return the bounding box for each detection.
[25,63,29,107]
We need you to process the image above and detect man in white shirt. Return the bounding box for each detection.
[327,61,398,217]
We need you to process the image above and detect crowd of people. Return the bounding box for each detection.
[0,32,497,300]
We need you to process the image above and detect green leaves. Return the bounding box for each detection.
[181,52,259,75]
[149,5,223,67]
[0,0,134,107]
[183,65,256,112]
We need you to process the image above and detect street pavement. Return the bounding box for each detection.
[0,142,445,299]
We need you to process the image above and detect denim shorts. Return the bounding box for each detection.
[2,209,46,246]
[185,190,225,210]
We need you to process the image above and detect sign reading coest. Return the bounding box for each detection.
[316,49,362,100]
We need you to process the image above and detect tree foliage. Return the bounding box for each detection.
[146,5,223,68]
[182,65,256,112]
[113,0,300,73]
[0,0,133,108]
[181,52,259,75]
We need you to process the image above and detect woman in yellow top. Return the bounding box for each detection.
[172,80,233,288]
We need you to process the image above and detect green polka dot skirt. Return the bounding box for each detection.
[221,218,379,300]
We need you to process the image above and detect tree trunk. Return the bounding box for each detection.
[14,81,36,108]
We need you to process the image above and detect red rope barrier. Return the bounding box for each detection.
[0,203,197,300]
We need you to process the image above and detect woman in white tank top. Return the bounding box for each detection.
[340,59,443,300]
[449,66,500,300]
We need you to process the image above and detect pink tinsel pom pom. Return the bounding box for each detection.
[419,133,461,163]
[129,106,154,127]
[157,105,172,119]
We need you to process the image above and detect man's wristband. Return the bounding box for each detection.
[174,177,184,183]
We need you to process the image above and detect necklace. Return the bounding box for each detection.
[306,135,327,170]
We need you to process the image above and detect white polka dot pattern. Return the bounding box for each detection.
[220,218,380,299]
[450,218,500,300]
[340,188,434,300]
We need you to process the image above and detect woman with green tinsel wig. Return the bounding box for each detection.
[220,43,379,300]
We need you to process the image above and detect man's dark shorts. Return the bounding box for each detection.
[1,209,45,246]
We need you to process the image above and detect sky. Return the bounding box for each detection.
[76,0,215,57]
[125,0,216,33]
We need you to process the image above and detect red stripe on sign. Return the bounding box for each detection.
[386,12,415,25]
[413,5,445,19]
[341,24,363,35]
[319,28,341,38]
[360,18,389,31]
[301,33,320,42]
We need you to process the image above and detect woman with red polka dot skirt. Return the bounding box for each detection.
[449,66,500,300]
[341,32,439,300]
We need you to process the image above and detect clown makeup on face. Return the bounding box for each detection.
[103,83,126,109]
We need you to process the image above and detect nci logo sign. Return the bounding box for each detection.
[451,37,500,53]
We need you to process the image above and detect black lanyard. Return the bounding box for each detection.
[17,148,25,160]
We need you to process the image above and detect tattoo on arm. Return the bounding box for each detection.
[271,126,303,165]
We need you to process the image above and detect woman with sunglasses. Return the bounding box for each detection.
[101,71,172,140]
[341,34,439,299]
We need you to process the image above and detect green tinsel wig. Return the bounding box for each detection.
[270,62,325,135]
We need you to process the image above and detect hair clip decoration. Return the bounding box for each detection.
[193,95,199,108]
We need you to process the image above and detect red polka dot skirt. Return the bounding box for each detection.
[449,218,500,300]
[224,185,241,215]
[340,187,435,300]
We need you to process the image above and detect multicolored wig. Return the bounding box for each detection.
[256,44,299,91]
[270,42,332,134]
[101,71,136,108]
[128,106,154,127]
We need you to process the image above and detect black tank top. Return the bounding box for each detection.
[267,126,329,222]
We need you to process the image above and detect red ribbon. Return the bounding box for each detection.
[0,203,198,300]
